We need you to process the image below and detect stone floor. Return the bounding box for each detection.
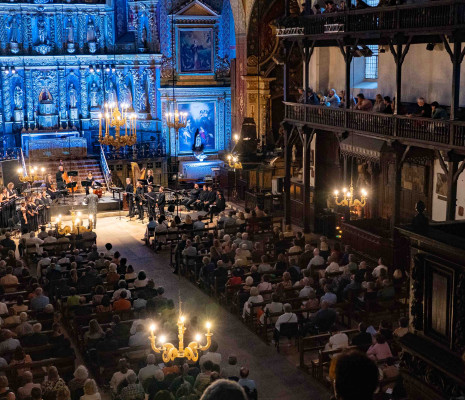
[92,215,329,400]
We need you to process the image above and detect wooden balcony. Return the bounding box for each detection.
[284,102,465,152]
[277,0,465,42]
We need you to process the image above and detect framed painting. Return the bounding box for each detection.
[177,102,216,153]
[178,29,214,73]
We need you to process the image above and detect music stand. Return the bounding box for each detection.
[67,171,78,205]
[67,182,77,205]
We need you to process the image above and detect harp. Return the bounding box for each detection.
[130,162,146,193]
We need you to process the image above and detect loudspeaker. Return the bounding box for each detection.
[0,160,22,189]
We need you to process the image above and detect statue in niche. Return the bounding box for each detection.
[37,16,47,44]
[66,18,75,53]
[69,84,78,108]
[120,82,133,110]
[86,18,97,53]
[106,80,117,104]
[89,82,100,108]
[7,16,20,54]
[14,86,23,110]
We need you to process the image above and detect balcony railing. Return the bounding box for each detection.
[284,102,465,150]
[277,0,465,37]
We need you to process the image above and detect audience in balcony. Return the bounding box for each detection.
[408,97,432,118]
[354,93,373,112]
[431,101,448,120]
[382,96,394,114]
[325,89,341,107]
[372,94,386,113]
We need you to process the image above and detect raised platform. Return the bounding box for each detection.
[50,193,121,218]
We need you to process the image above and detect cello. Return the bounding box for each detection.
[62,171,77,194]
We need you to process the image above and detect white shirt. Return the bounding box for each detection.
[199,351,222,367]
[138,364,163,384]
[299,286,315,299]
[43,236,57,244]
[327,332,349,350]
[26,236,44,254]
[325,262,340,274]
[275,312,298,331]
[110,370,135,393]
[372,264,388,278]
[260,302,283,324]
[258,263,272,273]
[308,255,325,269]
[242,295,264,317]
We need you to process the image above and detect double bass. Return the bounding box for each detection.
[62,171,77,194]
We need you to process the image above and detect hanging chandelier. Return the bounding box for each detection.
[18,166,45,183]
[165,109,188,132]
[98,102,137,149]
[149,315,212,362]
[334,184,367,208]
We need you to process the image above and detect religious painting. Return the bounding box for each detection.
[435,172,447,200]
[178,29,213,73]
[177,102,215,153]
[401,163,426,193]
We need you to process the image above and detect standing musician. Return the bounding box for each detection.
[26,196,38,232]
[85,172,94,195]
[6,183,16,198]
[146,186,157,218]
[41,190,51,223]
[1,187,8,201]
[35,193,46,226]
[156,186,166,215]
[20,200,28,233]
[84,188,99,228]
[125,177,135,218]
[56,165,66,190]
[135,181,145,220]
[147,169,154,186]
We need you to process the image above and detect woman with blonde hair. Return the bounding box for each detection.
[84,319,104,347]
[373,93,386,113]
[80,379,100,400]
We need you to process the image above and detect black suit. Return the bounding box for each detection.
[56,171,66,190]
[204,190,217,211]
[195,190,208,210]
[208,196,225,221]
[125,183,135,217]
[135,186,145,219]
[157,192,166,215]
[146,192,157,218]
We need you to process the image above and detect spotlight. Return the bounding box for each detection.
[111,65,116,73]
[89,65,94,73]
[4,68,9,75]
[11,67,16,74]
[426,43,435,51]
[105,65,110,72]
[96,65,101,73]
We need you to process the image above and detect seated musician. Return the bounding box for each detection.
[45,175,57,200]
[208,191,226,222]
[85,172,94,196]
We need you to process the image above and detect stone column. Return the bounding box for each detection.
[24,69,34,128]
[58,68,66,120]
[2,69,11,122]
[241,75,274,146]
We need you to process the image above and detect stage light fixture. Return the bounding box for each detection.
[112,65,116,73]
[105,65,110,72]
[96,65,101,73]
[11,67,16,74]
[4,68,9,75]
[89,65,95,73]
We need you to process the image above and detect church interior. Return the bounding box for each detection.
[0,0,464,399]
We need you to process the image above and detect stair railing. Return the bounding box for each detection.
[99,145,112,189]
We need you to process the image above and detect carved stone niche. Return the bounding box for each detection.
[397,220,465,400]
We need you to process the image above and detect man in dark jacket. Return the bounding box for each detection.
[208,192,225,221]
[183,183,200,210]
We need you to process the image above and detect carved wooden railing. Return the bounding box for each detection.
[277,0,465,37]
[284,102,465,150]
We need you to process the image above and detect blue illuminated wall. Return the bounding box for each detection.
[0,0,233,158]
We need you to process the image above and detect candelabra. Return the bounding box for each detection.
[333,184,367,208]
[149,316,212,362]
[17,166,45,183]
[98,102,137,149]
[54,211,94,236]
[165,108,187,216]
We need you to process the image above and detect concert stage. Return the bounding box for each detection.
[50,192,121,218]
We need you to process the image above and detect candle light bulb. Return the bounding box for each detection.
[150,324,155,332]
[180,316,185,323]
[159,335,166,343]
[195,334,201,342]
[206,322,211,330]
[334,190,339,195]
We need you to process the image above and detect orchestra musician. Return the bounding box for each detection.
[156,186,166,215]
[203,186,217,212]
[26,196,38,232]
[41,190,51,223]
[20,200,28,233]
[182,183,200,211]
[194,184,208,211]
[147,169,154,185]
[6,183,16,198]
[1,187,8,201]
[85,172,94,195]
[125,177,135,218]
[208,190,226,222]
[135,181,145,220]
[45,174,58,200]
[56,165,66,190]
[146,186,157,218]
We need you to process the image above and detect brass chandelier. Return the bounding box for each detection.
[54,211,94,235]
[98,102,137,149]
[149,314,213,362]
[334,184,367,208]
